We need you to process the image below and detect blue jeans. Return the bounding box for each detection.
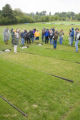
[31,37,34,43]
[59,36,63,44]
[21,38,24,45]
[75,40,79,52]
[53,40,57,48]
[50,38,53,44]
[70,37,74,46]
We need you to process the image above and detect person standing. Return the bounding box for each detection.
[33,28,36,40]
[25,31,31,44]
[49,29,53,44]
[53,31,58,49]
[42,28,45,42]
[11,28,14,45]
[59,29,64,45]
[45,29,50,44]
[15,29,20,45]
[12,30,19,53]
[75,28,80,52]
[34,30,40,40]
[24,30,27,43]
[70,28,74,46]
[3,28,10,44]
[30,30,34,43]
[21,30,25,46]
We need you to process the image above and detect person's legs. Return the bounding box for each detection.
[37,37,39,40]
[75,40,79,52]
[71,37,74,46]
[27,38,29,44]
[32,37,34,43]
[43,35,45,42]
[21,38,22,44]
[53,40,57,49]
[53,40,55,48]
[5,40,8,45]
[52,39,54,45]
[21,38,24,45]
[29,38,31,43]
[14,45,17,53]
[69,37,71,45]
[69,37,72,46]
[50,38,52,44]
[47,37,49,43]
[42,35,44,42]
[59,36,63,44]
[12,39,14,45]
[27,38,28,44]
[45,37,47,44]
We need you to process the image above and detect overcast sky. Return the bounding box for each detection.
[0,0,80,14]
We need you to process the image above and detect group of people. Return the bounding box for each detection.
[11,28,40,45]
[69,27,80,52]
[3,28,40,53]
[3,27,80,53]
[42,28,64,48]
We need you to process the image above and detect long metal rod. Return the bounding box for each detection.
[0,95,28,117]
[19,51,74,83]
[48,73,74,83]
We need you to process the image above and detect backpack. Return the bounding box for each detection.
[77,33,80,40]
[78,35,80,40]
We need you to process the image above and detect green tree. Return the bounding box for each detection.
[2,4,14,18]
[1,4,17,24]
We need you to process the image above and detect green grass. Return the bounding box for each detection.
[0,22,80,120]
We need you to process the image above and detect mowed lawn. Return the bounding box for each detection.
[0,22,80,120]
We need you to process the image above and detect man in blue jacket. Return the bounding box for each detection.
[70,28,74,46]
[45,29,50,44]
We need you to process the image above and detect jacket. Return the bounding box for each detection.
[34,31,40,37]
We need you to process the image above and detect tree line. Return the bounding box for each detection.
[0,4,80,25]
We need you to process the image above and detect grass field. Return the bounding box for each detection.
[0,22,80,120]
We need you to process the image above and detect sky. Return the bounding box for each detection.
[0,0,80,14]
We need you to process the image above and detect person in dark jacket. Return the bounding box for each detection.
[53,31,58,49]
[25,31,31,44]
[33,28,36,40]
[30,30,34,43]
[45,29,50,44]
[42,28,45,42]
[12,30,19,53]
[11,28,14,45]
[24,30,27,43]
